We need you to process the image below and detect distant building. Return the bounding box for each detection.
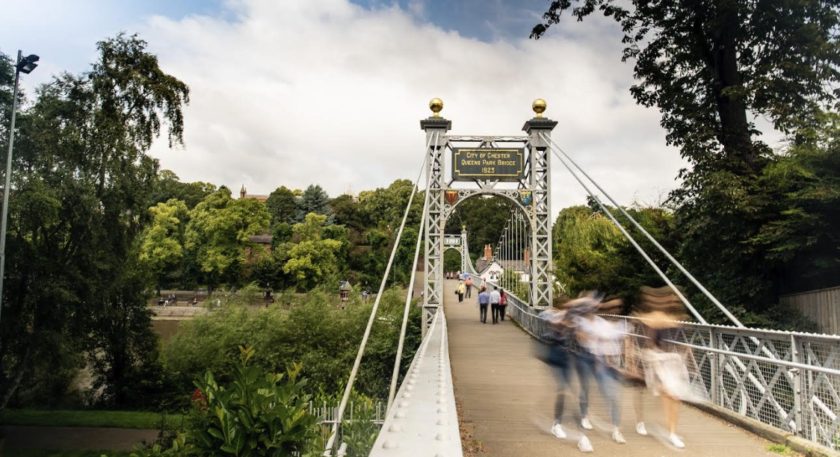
[243,234,273,264]
[480,261,504,283]
[239,185,269,202]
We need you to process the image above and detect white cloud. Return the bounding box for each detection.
[139,0,687,216]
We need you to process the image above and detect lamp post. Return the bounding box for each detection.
[0,50,39,327]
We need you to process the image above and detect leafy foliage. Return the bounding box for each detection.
[532,0,840,172]
[266,185,299,226]
[445,196,513,265]
[140,199,190,293]
[0,34,188,408]
[297,185,331,221]
[130,347,317,457]
[533,1,840,324]
[163,288,421,402]
[184,188,270,291]
[190,346,316,456]
[553,205,678,309]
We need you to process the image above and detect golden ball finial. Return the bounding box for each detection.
[532,98,547,117]
[429,98,444,117]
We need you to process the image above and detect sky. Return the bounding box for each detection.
[1,0,692,215]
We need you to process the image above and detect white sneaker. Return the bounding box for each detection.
[580,417,593,430]
[551,422,567,439]
[612,428,626,444]
[669,433,685,449]
[635,421,648,436]
[577,435,594,453]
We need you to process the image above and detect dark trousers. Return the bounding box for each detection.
[576,351,621,426]
[479,304,488,323]
[499,305,506,321]
[491,304,500,323]
[465,287,472,298]
[549,347,573,422]
[458,292,463,302]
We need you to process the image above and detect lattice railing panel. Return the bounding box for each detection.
[501,292,840,451]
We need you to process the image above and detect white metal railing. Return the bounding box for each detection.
[503,292,840,451]
[369,311,463,457]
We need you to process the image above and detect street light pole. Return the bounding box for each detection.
[0,50,38,328]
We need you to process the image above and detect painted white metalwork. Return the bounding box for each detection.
[421,125,448,335]
[421,114,556,332]
[369,311,463,457]
[502,289,840,451]
[524,121,555,308]
[325,145,430,456]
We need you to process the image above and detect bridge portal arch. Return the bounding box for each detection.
[420,99,557,333]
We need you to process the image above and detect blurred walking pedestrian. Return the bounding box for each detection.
[570,293,627,444]
[539,306,594,453]
[638,310,692,449]
[457,281,466,303]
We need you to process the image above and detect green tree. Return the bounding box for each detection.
[282,213,344,290]
[266,185,299,226]
[357,179,414,229]
[0,34,189,407]
[140,199,190,293]
[163,288,421,401]
[297,184,330,221]
[553,205,677,309]
[185,188,270,292]
[330,194,364,231]
[533,1,840,323]
[533,0,840,172]
[444,249,461,273]
[445,196,514,265]
[747,118,840,297]
[152,169,215,209]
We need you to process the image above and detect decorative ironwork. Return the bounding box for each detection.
[444,189,458,206]
[502,290,840,452]
[519,190,533,206]
[421,104,556,318]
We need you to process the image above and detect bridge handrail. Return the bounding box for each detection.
[369,311,463,457]
[499,290,839,451]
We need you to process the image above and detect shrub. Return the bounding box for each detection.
[131,346,318,457]
[163,287,421,403]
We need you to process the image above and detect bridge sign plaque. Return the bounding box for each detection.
[443,235,461,247]
[452,148,525,181]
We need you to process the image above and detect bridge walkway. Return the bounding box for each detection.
[444,280,780,457]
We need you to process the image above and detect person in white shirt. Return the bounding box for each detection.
[489,287,501,324]
[571,294,627,445]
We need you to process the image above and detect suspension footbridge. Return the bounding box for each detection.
[324,99,840,457]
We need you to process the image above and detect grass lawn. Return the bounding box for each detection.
[0,409,186,430]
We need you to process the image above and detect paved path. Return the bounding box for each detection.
[444,280,782,457]
[0,425,158,451]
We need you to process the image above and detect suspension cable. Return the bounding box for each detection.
[387,134,434,410]
[540,133,743,328]
[547,143,708,324]
[325,133,434,455]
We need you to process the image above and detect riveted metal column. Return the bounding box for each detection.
[420,103,450,336]
[790,333,804,437]
[523,107,557,308]
[710,327,719,405]
[460,228,469,275]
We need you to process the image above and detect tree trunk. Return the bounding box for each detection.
[711,0,757,171]
[1,346,32,409]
